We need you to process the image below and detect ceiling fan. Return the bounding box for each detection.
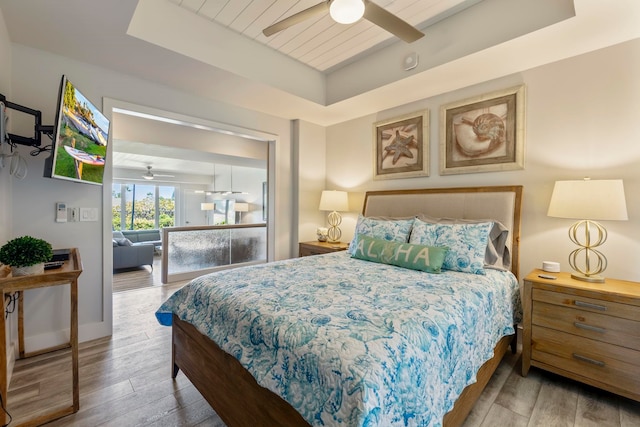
[142,166,174,180]
[263,0,424,43]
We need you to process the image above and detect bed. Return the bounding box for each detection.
[156,186,523,427]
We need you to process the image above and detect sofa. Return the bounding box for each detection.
[112,231,155,270]
[121,229,162,248]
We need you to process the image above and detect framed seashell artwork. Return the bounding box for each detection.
[373,110,429,180]
[439,85,525,175]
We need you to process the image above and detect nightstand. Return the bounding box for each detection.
[522,269,640,402]
[299,241,349,257]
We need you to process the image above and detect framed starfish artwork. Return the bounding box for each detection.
[440,85,525,175]
[373,110,429,180]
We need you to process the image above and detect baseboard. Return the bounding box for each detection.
[22,320,112,353]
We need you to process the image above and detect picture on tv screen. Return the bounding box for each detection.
[47,76,110,185]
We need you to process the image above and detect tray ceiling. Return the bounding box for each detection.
[168,0,474,72]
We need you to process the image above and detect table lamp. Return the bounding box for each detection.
[319,190,349,242]
[235,202,249,223]
[547,178,628,283]
[201,203,214,225]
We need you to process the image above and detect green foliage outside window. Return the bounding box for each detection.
[112,185,175,230]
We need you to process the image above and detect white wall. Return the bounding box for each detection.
[8,44,295,350]
[325,39,640,283]
[294,120,327,247]
[0,4,18,384]
[0,6,11,245]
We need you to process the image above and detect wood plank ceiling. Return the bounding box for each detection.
[168,0,469,72]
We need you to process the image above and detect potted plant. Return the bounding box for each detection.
[0,236,53,276]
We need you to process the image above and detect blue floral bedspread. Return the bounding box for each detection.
[156,252,521,427]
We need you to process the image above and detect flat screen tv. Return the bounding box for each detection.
[44,75,110,185]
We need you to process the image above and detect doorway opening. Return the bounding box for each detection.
[104,100,274,298]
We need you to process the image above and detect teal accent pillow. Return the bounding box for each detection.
[347,215,415,254]
[409,219,493,275]
[351,234,448,273]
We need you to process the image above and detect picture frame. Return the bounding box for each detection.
[439,85,525,175]
[373,110,429,180]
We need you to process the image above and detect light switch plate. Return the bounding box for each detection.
[80,207,98,222]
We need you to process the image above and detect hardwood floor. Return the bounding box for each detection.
[112,254,163,293]
[463,346,640,427]
[6,278,640,426]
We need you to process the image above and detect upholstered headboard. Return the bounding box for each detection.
[362,186,523,278]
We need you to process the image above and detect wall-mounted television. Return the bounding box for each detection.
[44,75,110,185]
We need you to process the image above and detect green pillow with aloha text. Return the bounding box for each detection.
[351,234,449,273]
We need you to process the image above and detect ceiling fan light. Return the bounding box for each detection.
[330,0,365,24]
[143,174,154,180]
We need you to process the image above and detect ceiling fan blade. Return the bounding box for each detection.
[363,1,424,43]
[143,166,174,179]
[263,1,329,37]
[142,166,153,178]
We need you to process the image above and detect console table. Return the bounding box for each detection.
[0,248,82,426]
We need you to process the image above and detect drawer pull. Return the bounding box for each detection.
[574,322,606,334]
[572,353,605,367]
[574,300,607,311]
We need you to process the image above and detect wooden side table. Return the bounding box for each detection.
[299,241,349,257]
[0,248,83,426]
[522,269,640,402]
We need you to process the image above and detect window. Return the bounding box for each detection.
[112,183,175,230]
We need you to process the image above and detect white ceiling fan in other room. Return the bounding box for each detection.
[142,165,174,180]
[263,0,424,43]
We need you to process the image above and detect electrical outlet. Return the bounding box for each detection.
[68,207,78,222]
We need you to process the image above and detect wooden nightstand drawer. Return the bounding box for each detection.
[532,300,640,350]
[299,241,348,257]
[522,270,640,402]
[532,326,640,396]
[533,288,640,321]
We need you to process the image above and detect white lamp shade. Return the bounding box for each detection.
[329,0,365,24]
[547,179,628,221]
[235,202,249,212]
[319,190,349,212]
[200,203,214,211]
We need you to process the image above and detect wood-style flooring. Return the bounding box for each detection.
[111,254,163,293]
[5,268,640,426]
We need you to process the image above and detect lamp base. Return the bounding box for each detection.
[567,220,608,284]
[571,272,605,283]
[327,228,341,243]
[326,210,342,243]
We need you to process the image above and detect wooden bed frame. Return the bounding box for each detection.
[171,186,523,427]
